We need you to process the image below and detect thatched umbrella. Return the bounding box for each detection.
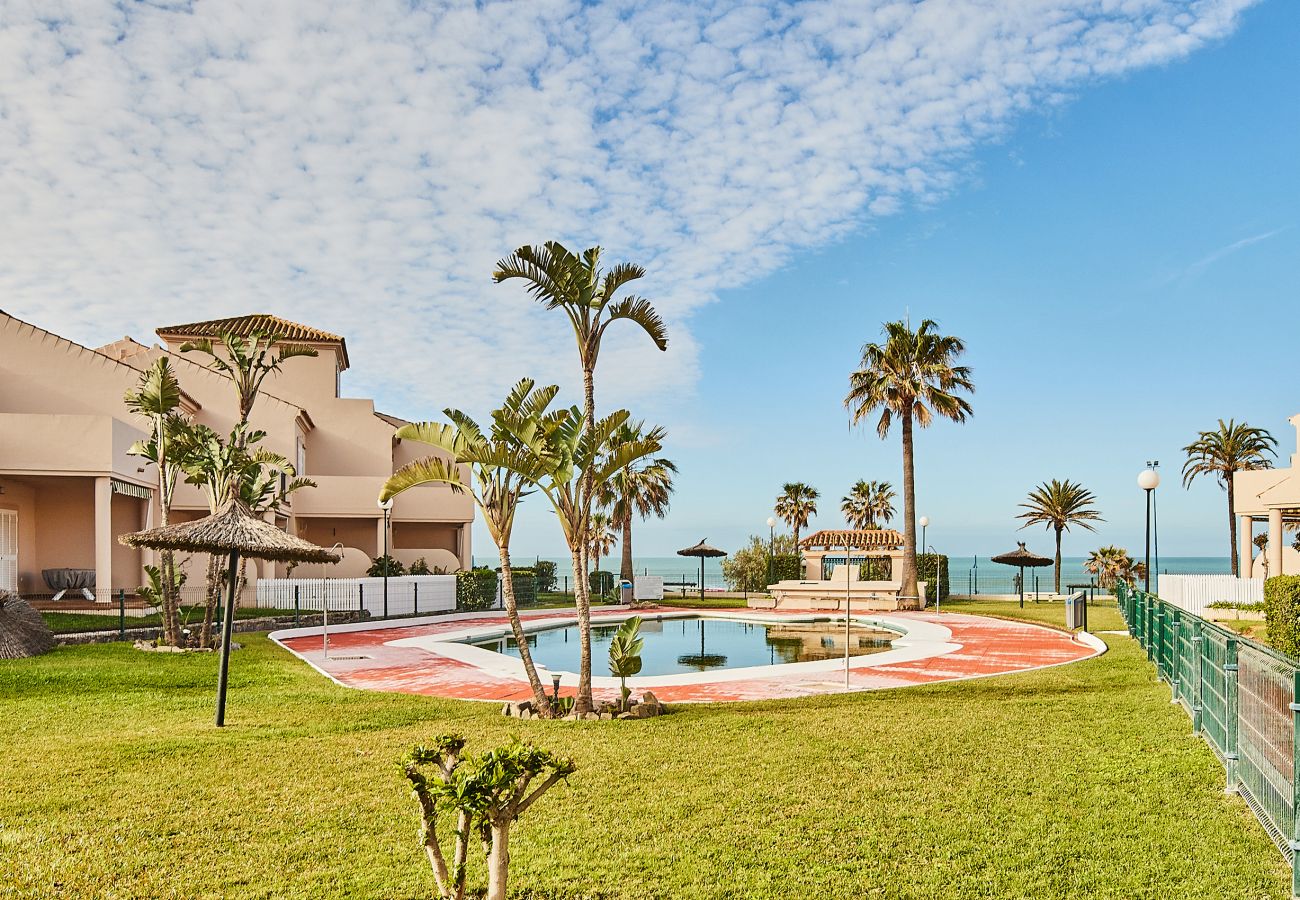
[991,542,1053,609]
[121,497,339,726]
[0,590,55,659]
[677,539,726,602]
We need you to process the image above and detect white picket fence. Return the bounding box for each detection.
[256,575,457,618]
[1158,574,1263,616]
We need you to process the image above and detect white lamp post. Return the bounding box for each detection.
[1138,466,1160,593]
[378,497,394,617]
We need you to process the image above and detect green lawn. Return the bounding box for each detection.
[0,609,1287,899]
[41,606,300,634]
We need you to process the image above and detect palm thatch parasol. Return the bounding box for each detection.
[121,497,340,726]
[677,539,726,602]
[0,590,55,659]
[991,542,1052,609]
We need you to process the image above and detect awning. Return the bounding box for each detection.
[111,479,152,501]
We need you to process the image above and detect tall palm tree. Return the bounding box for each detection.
[774,482,819,549]
[841,480,895,530]
[495,402,663,714]
[587,511,618,579]
[596,421,676,583]
[493,242,668,623]
[1181,419,1276,576]
[124,358,186,646]
[845,319,973,605]
[381,379,559,715]
[1017,479,1104,593]
[180,330,317,431]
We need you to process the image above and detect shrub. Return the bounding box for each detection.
[533,560,557,592]
[408,557,432,576]
[456,569,497,611]
[858,556,893,582]
[367,555,405,577]
[589,570,615,597]
[917,553,950,602]
[501,568,537,607]
[721,534,799,591]
[1265,575,1300,657]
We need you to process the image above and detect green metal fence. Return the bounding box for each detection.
[1117,582,1300,897]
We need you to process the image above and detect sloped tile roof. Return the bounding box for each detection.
[156,314,348,368]
[799,529,905,550]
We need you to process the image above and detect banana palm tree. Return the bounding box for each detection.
[596,421,676,583]
[775,482,819,549]
[841,480,895,530]
[124,358,187,646]
[495,402,663,714]
[1017,479,1104,593]
[180,330,317,430]
[381,379,559,715]
[845,319,973,605]
[493,242,668,600]
[1181,419,1277,576]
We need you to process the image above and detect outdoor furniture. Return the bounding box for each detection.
[991,542,1053,608]
[42,568,97,603]
[676,540,726,602]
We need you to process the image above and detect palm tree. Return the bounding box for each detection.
[381,379,559,715]
[775,483,819,549]
[841,480,895,530]
[124,358,187,646]
[495,402,663,714]
[493,242,668,616]
[1084,546,1146,590]
[180,330,317,430]
[596,421,676,583]
[1181,419,1276,576]
[587,511,618,581]
[1017,479,1104,593]
[845,319,973,604]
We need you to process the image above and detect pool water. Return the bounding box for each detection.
[470,616,898,676]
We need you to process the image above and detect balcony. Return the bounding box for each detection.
[291,474,472,521]
[0,413,149,481]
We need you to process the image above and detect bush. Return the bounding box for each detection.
[500,567,538,607]
[456,569,498,611]
[533,560,557,592]
[858,556,893,581]
[917,553,950,602]
[1265,575,1300,657]
[408,557,432,576]
[367,555,405,578]
[589,570,615,597]
[721,534,799,592]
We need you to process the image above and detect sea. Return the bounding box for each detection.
[471,553,1231,591]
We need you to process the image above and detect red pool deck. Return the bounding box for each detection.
[271,607,1104,705]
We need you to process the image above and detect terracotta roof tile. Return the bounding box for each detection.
[156,314,349,368]
[799,529,905,549]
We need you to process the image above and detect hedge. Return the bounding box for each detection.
[1265,575,1300,657]
[589,570,615,597]
[772,554,802,583]
[533,560,557,592]
[917,553,950,602]
[456,569,497,612]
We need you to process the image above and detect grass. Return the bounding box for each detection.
[0,608,1288,899]
[41,606,300,634]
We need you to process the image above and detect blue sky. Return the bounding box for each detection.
[0,0,1294,563]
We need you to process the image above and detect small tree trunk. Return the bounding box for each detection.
[485,822,511,900]
[500,547,553,715]
[571,546,594,714]
[160,550,179,646]
[201,553,220,648]
[1054,526,1063,594]
[620,506,634,584]
[1227,472,1239,577]
[899,409,920,604]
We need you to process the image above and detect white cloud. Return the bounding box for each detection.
[0,0,1259,418]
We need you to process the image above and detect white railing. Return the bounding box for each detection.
[256,575,456,618]
[1158,574,1263,615]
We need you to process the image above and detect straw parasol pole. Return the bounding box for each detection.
[122,497,340,726]
[991,542,1053,609]
[676,539,726,603]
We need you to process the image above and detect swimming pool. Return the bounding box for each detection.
[469,615,898,676]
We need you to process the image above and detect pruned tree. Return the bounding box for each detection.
[401,735,576,900]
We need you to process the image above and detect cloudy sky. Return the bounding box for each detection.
[2,0,1297,562]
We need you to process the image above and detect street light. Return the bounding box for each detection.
[1138,464,1160,593]
[378,497,394,618]
[919,516,929,606]
[766,516,777,587]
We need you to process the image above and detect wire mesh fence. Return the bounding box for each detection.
[1118,582,1300,893]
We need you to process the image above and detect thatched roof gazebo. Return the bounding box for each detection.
[677,539,726,602]
[0,590,55,659]
[991,542,1052,608]
[122,497,340,726]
